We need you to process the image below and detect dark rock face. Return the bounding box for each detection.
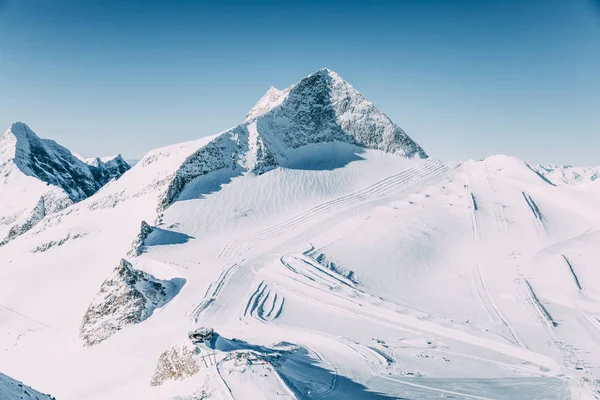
[86,155,131,187]
[80,259,185,346]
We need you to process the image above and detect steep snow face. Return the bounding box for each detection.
[0,372,55,400]
[533,164,600,186]
[245,86,290,120]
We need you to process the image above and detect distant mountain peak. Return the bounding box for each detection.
[0,122,131,244]
[244,68,426,157]
[1,123,131,199]
[6,121,36,139]
[533,163,600,186]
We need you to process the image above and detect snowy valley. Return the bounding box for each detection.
[1,69,599,400]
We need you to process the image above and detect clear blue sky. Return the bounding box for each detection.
[1,0,599,164]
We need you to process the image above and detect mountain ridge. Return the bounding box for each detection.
[157,68,427,210]
[0,122,131,244]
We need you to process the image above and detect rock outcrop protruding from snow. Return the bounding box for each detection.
[151,344,201,386]
[0,196,46,246]
[127,220,155,257]
[157,68,426,210]
[80,259,185,346]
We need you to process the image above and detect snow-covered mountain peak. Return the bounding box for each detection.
[3,121,35,140]
[1,123,131,201]
[1,123,101,202]
[0,122,38,164]
[532,163,600,186]
[253,68,427,158]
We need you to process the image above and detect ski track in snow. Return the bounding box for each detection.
[562,255,583,291]
[3,71,600,399]
[150,158,596,399]
[217,158,447,261]
[463,174,525,348]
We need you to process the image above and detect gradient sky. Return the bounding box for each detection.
[1,0,599,165]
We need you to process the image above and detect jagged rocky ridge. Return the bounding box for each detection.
[156,68,426,210]
[80,259,185,346]
[0,122,130,202]
[0,122,131,243]
[82,155,131,188]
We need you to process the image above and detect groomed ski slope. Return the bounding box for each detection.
[1,149,600,399]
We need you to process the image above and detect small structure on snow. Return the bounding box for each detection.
[188,327,214,344]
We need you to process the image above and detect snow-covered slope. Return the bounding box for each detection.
[1,70,599,400]
[533,164,600,186]
[245,86,290,120]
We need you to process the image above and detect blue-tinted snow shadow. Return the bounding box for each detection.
[172,143,366,207]
[153,277,186,309]
[206,334,399,399]
[145,227,194,246]
[280,142,366,171]
[206,333,274,353]
[176,168,243,202]
[272,346,400,400]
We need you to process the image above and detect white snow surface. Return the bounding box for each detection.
[1,70,599,400]
[245,86,291,120]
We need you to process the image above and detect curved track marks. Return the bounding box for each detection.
[244,281,285,322]
[218,159,448,261]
